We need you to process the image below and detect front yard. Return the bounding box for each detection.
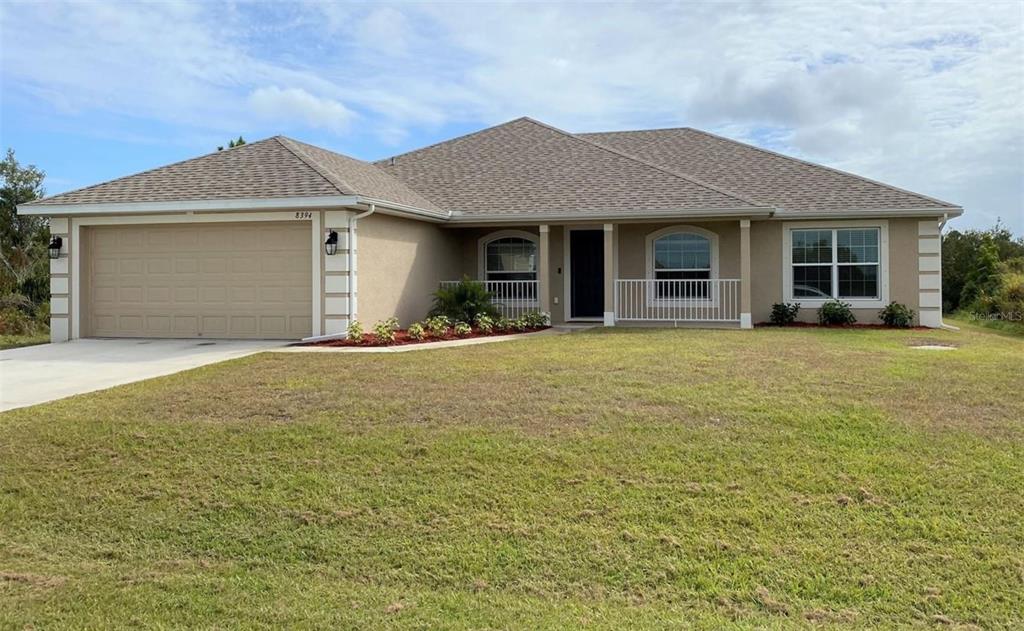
[1,322,1022,628]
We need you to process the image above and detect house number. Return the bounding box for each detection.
[294,211,312,219]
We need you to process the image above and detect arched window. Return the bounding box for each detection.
[484,236,537,281]
[646,226,718,300]
[652,232,712,281]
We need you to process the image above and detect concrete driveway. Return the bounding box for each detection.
[0,338,284,412]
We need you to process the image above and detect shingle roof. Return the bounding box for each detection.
[579,127,958,212]
[27,136,442,212]
[375,118,759,216]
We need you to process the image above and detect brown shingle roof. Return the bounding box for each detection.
[375,118,758,216]
[28,136,442,212]
[579,127,958,212]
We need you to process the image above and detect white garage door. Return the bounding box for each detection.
[84,222,312,339]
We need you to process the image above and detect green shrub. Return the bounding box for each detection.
[510,316,529,332]
[425,315,450,338]
[968,259,1024,323]
[818,300,856,326]
[407,322,426,341]
[769,302,800,325]
[474,314,494,334]
[522,311,550,328]
[429,277,498,323]
[347,320,364,342]
[879,302,915,328]
[372,318,399,345]
[0,307,36,335]
[453,321,472,337]
[494,316,512,332]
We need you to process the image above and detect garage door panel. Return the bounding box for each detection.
[86,222,311,339]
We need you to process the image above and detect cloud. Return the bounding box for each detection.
[1,1,1021,232]
[248,86,354,133]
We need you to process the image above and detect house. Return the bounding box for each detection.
[19,117,961,343]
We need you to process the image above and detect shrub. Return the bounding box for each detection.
[818,300,856,326]
[510,316,529,332]
[494,316,512,332]
[429,277,499,323]
[372,317,399,344]
[769,302,800,326]
[522,311,550,328]
[453,321,472,337]
[425,315,450,338]
[0,307,36,335]
[347,320,364,342]
[474,314,494,334]
[879,302,915,328]
[407,322,426,340]
[968,258,1024,322]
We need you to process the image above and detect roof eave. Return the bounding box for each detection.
[445,207,774,225]
[17,195,362,216]
[771,207,963,220]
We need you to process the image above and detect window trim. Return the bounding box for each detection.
[782,220,889,308]
[644,225,720,305]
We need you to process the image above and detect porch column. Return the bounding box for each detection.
[740,219,753,329]
[603,223,615,326]
[538,225,551,315]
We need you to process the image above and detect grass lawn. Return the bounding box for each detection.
[0,332,49,350]
[1,325,1022,629]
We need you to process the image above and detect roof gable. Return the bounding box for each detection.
[376,117,758,216]
[580,128,958,212]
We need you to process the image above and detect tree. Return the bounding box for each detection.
[959,241,1001,310]
[217,136,247,151]
[0,148,47,301]
[942,220,1024,312]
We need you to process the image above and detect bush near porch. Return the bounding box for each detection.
[1,322,1022,628]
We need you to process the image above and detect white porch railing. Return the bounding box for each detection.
[439,280,539,319]
[615,279,741,322]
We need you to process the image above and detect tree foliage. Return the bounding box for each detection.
[217,136,247,151]
[942,220,1024,312]
[0,148,48,302]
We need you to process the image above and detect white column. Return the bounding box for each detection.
[49,218,71,342]
[538,225,550,315]
[322,210,353,336]
[739,219,752,329]
[603,223,615,326]
[918,219,943,328]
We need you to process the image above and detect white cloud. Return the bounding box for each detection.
[248,86,354,133]
[1,1,1021,232]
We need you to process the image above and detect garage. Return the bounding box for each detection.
[83,222,312,339]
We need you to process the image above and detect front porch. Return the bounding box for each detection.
[441,219,754,328]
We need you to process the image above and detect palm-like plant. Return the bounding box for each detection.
[429,277,498,323]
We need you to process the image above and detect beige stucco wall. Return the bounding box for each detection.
[356,212,461,327]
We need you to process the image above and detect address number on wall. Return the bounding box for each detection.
[294,211,313,219]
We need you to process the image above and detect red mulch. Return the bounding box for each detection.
[756,322,930,330]
[298,326,550,347]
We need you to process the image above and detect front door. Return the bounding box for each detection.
[570,229,604,318]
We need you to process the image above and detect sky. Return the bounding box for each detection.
[1,1,1021,234]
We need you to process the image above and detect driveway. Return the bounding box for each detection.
[0,338,284,412]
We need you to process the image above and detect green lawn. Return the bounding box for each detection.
[0,332,49,350]
[2,325,1022,629]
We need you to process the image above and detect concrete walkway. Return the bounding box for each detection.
[0,338,282,412]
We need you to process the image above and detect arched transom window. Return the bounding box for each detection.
[485,237,537,281]
[653,232,712,280]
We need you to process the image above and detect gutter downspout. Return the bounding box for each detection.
[935,212,959,331]
[348,203,376,323]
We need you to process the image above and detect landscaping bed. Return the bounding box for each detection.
[301,325,550,347]
[757,322,931,330]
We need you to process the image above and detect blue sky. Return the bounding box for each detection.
[1,1,1021,233]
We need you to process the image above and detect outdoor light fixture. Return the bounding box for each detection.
[324,230,339,256]
[48,236,63,259]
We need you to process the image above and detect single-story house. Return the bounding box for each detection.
[19,117,961,342]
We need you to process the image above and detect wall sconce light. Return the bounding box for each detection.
[324,230,339,256]
[48,236,63,259]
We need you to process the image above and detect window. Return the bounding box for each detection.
[791,227,880,300]
[652,231,712,299]
[485,237,537,281]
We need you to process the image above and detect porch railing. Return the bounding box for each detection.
[615,279,741,322]
[439,280,539,319]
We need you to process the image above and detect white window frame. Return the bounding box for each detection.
[476,229,539,307]
[782,220,889,308]
[644,225,720,305]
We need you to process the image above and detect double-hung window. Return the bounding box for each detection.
[484,236,537,301]
[652,232,713,299]
[791,227,880,300]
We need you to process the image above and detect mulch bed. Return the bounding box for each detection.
[299,326,550,348]
[756,322,931,330]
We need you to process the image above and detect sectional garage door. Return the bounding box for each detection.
[84,222,312,339]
